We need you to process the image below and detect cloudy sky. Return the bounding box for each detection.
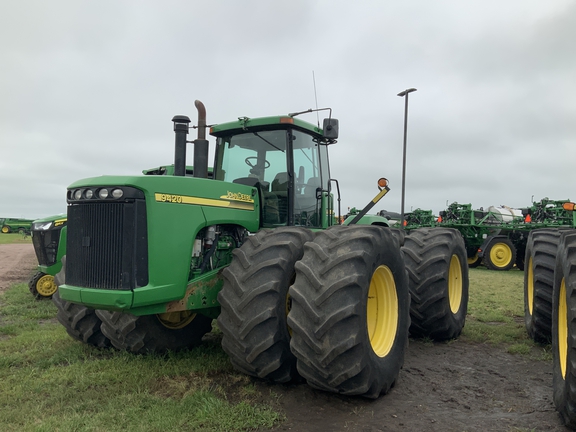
[1,1,575,221]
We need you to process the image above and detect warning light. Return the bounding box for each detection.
[378,178,389,188]
[563,202,576,211]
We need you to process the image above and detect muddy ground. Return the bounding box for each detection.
[0,244,570,431]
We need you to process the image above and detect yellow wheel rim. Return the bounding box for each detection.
[1,226,9,233]
[367,265,398,358]
[467,253,479,265]
[527,257,534,315]
[559,278,568,379]
[448,255,463,314]
[157,311,197,329]
[489,242,513,268]
[36,274,57,297]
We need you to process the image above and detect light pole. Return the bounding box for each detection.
[397,88,417,229]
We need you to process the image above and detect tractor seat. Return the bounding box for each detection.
[233,177,279,225]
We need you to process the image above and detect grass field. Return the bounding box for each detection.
[0,267,546,431]
[0,232,32,245]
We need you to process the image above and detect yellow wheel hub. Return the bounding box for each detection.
[367,265,398,358]
[36,274,57,297]
[448,255,463,314]
[157,311,197,329]
[559,278,568,380]
[489,242,512,268]
[527,257,534,315]
[1,226,9,233]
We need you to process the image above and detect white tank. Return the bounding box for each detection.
[487,205,523,222]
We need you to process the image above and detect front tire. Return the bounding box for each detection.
[97,310,213,354]
[524,229,562,343]
[29,271,58,299]
[217,227,313,383]
[52,290,111,348]
[403,228,469,340]
[288,225,410,398]
[552,231,576,427]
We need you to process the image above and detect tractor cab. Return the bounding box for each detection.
[210,115,338,228]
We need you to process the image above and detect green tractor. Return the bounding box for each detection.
[29,214,67,299]
[54,100,469,398]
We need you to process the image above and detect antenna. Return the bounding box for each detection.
[312,71,320,127]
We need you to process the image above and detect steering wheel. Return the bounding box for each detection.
[245,156,270,169]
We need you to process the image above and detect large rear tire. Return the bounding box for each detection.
[29,271,58,299]
[97,310,213,354]
[524,229,562,343]
[552,231,576,427]
[288,225,410,398]
[483,238,516,271]
[217,227,313,383]
[52,290,111,348]
[402,228,469,340]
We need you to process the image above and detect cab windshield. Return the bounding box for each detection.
[215,128,328,227]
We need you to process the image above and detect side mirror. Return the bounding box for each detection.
[322,118,339,140]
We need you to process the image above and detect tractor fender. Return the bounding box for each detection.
[477,235,508,258]
[343,214,390,227]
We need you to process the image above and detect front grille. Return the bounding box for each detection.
[66,198,148,290]
[32,227,63,266]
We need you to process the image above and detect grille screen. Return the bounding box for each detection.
[66,200,148,290]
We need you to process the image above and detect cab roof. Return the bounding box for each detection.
[210,115,324,138]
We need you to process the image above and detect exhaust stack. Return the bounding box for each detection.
[171,100,209,178]
[193,100,209,179]
[172,115,190,177]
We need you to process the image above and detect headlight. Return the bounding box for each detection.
[85,189,94,199]
[111,188,124,199]
[73,189,83,200]
[32,222,53,231]
[98,188,109,199]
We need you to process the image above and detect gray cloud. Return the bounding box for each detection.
[0,0,574,221]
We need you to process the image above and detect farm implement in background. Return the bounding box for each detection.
[400,198,576,271]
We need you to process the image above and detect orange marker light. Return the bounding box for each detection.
[279,117,294,124]
[378,178,389,188]
[563,202,576,211]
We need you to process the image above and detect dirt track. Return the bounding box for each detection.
[0,244,570,431]
[0,243,37,293]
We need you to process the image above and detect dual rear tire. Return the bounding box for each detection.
[217,227,314,383]
[524,229,563,343]
[403,228,469,341]
[288,225,410,398]
[219,225,468,398]
[552,231,576,427]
